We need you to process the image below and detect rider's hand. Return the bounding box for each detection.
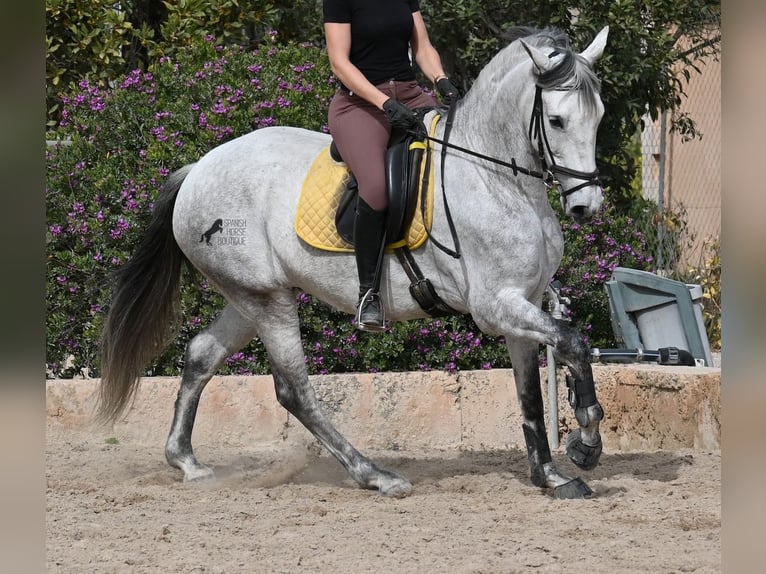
[436,77,461,104]
[382,98,420,130]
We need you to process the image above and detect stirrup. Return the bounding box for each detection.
[355,289,386,332]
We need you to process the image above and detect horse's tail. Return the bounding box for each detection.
[96,164,195,424]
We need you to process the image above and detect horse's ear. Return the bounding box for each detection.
[579,26,609,66]
[520,40,560,75]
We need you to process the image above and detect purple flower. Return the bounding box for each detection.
[292,63,316,73]
[89,98,105,112]
[150,126,168,142]
[211,101,229,115]
[109,217,130,239]
[120,70,142,89]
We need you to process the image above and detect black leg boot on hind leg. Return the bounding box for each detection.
[353,197,387,332]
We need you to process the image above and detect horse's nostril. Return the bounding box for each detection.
[569,205,593,223]
[570,205,587,217]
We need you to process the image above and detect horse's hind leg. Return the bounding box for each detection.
[253,290,412,497]
[165,304,259,481]
[508,339,594,499]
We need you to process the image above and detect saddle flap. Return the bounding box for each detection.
[334,174,357,244]
[333,136,426,248]
[385,137,424,243]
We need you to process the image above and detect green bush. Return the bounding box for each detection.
[678,237,721,350]
[46,37,670,379]
[45,0,313,126]
[46,38,335,377]
[420,0,720,202]
[46,0,136,124]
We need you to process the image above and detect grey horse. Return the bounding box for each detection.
[99,26,609,499]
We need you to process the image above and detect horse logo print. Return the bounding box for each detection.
[200,219,223,245]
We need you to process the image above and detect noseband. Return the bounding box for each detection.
[528,86,601,198]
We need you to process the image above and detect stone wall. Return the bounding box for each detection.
[46,365,720,452]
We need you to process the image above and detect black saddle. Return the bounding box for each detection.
[332,107,437,246]
[333,135,425,246]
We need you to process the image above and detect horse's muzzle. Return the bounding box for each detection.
[568,204,594,223]
[565,186,603,223]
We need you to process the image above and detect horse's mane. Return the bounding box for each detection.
[483,26,602,110]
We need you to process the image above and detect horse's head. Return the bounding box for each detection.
[520,27,608,223]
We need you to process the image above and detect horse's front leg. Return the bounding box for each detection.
[553,322,604,472]
[507,338,595,499]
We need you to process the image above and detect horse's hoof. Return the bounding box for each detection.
[381,481,412,498]
[566,429,602,471]
[553,477,594,499]
[377,473,413,498]
[183,465,215,482]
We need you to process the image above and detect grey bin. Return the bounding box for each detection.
[605,267,713,366]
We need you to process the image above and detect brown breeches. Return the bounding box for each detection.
[327,80,438,211]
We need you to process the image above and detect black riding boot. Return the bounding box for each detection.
[353,197,387,332]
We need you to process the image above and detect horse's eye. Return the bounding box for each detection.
[549,116,564,129]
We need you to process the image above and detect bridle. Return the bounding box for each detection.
[415,83,601,259]
[527,86,601,197]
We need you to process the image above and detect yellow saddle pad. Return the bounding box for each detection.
[294,116,438,253]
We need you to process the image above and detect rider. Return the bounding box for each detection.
[323,0,460,331]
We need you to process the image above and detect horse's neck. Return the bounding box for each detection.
[456,66,536,158]
[448,85,540,197]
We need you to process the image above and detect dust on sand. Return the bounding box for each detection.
[46,425,720,573]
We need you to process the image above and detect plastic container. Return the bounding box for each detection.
[605,268,713,366]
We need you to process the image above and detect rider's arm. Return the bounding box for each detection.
[409,12,449,87]
[324,22,390,110]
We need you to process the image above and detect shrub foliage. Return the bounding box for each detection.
[46,33,702,379]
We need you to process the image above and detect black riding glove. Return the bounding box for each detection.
[382,98,420,130]
[436,77,461,104]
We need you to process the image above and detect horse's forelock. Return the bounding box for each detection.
[504,27,601,110]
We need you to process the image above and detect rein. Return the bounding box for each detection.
[423,88,599,196]
[414,85,600,260]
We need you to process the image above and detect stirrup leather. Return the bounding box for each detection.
[356,289,386,332]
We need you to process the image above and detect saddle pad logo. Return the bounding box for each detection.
[199,218,247,246]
